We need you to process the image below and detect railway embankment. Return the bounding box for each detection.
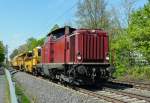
[14,81,31,103]
[14,72,109,103]
[0,67,10,103]
[0,75,7,103]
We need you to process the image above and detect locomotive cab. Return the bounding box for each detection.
[32,47,42,75]
[24,51,33,72]
[24,47,42,75]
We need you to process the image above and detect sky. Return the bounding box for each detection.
[0,0,148,56]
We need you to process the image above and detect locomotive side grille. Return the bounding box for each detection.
[101,35,104,59]
[97,35,100,60]
[70,35,75,62]
[82,34,104,62]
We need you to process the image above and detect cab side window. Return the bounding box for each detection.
[53,32,64,39]
[27,52,33,57]
[38,49,41,56]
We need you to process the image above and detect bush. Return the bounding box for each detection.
[113,64,127,78]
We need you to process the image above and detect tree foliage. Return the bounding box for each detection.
[111,31,133,76]
[128,2,150,63]
[10,24,59,59]
[121,0,136,26]
[76,0,110,29]
[112,1,150,78]
[9,49,18,59]
[0,41,5,63]
[26,37,37,51]
[26,37,45,51]
[10,37,45,59]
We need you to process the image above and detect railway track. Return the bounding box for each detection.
[76,87,125,103]
[9,69,150,103]
[112,80,150,90]
[75,86,150,103]
[63,81,150,103]
[103,88,150,103]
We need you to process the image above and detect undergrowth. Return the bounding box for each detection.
[114,66,150,81]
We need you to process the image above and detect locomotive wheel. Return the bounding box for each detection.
[76,65,87,76]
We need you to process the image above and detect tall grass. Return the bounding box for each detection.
[114,66,150,81]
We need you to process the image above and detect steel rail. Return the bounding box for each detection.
[76,87,126,103]
[104,88,150,103]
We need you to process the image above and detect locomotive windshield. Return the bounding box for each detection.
[47,26,76,39]
[52,32,64,39]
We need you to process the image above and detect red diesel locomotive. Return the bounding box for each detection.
[37,26,114,85]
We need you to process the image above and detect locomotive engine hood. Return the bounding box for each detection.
[70,29,109,64]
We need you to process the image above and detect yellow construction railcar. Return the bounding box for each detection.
[24,47,41,75]
[11,53,26,70]
[24,58,32,72]
[11,47,41,74]
[17,53,26,70]
[11,56,19,69]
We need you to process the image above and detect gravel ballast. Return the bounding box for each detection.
[14,72,109,103]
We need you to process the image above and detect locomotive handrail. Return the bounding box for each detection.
[5,69,18,103]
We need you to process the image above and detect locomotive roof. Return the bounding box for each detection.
[47,26,76,36]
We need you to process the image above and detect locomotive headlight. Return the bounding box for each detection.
[77,55,82,60]
[105,53,109,61]
[77,52,82,60]
[106,56,109,61]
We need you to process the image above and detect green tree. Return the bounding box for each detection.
[26,37,45,51]
[121,0,136,26]
[10,37,45,59]
[109,0,138,77]
[37,37,45,46]
[26,37,37,51]
[111,31,133,76]
[128,2,150,63]
[76,0,110,29]
[18,44,28,53]
[10,49,18,59]
[0,41,5,63]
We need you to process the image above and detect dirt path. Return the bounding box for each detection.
[0,75,6,103]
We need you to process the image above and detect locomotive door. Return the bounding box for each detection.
[65,38,70,63]
[70,35,75,62]
[50,42,54,63]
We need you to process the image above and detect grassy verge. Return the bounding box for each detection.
[4,69,30,103]
[5,76,10,103]
[15,81,31,103]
